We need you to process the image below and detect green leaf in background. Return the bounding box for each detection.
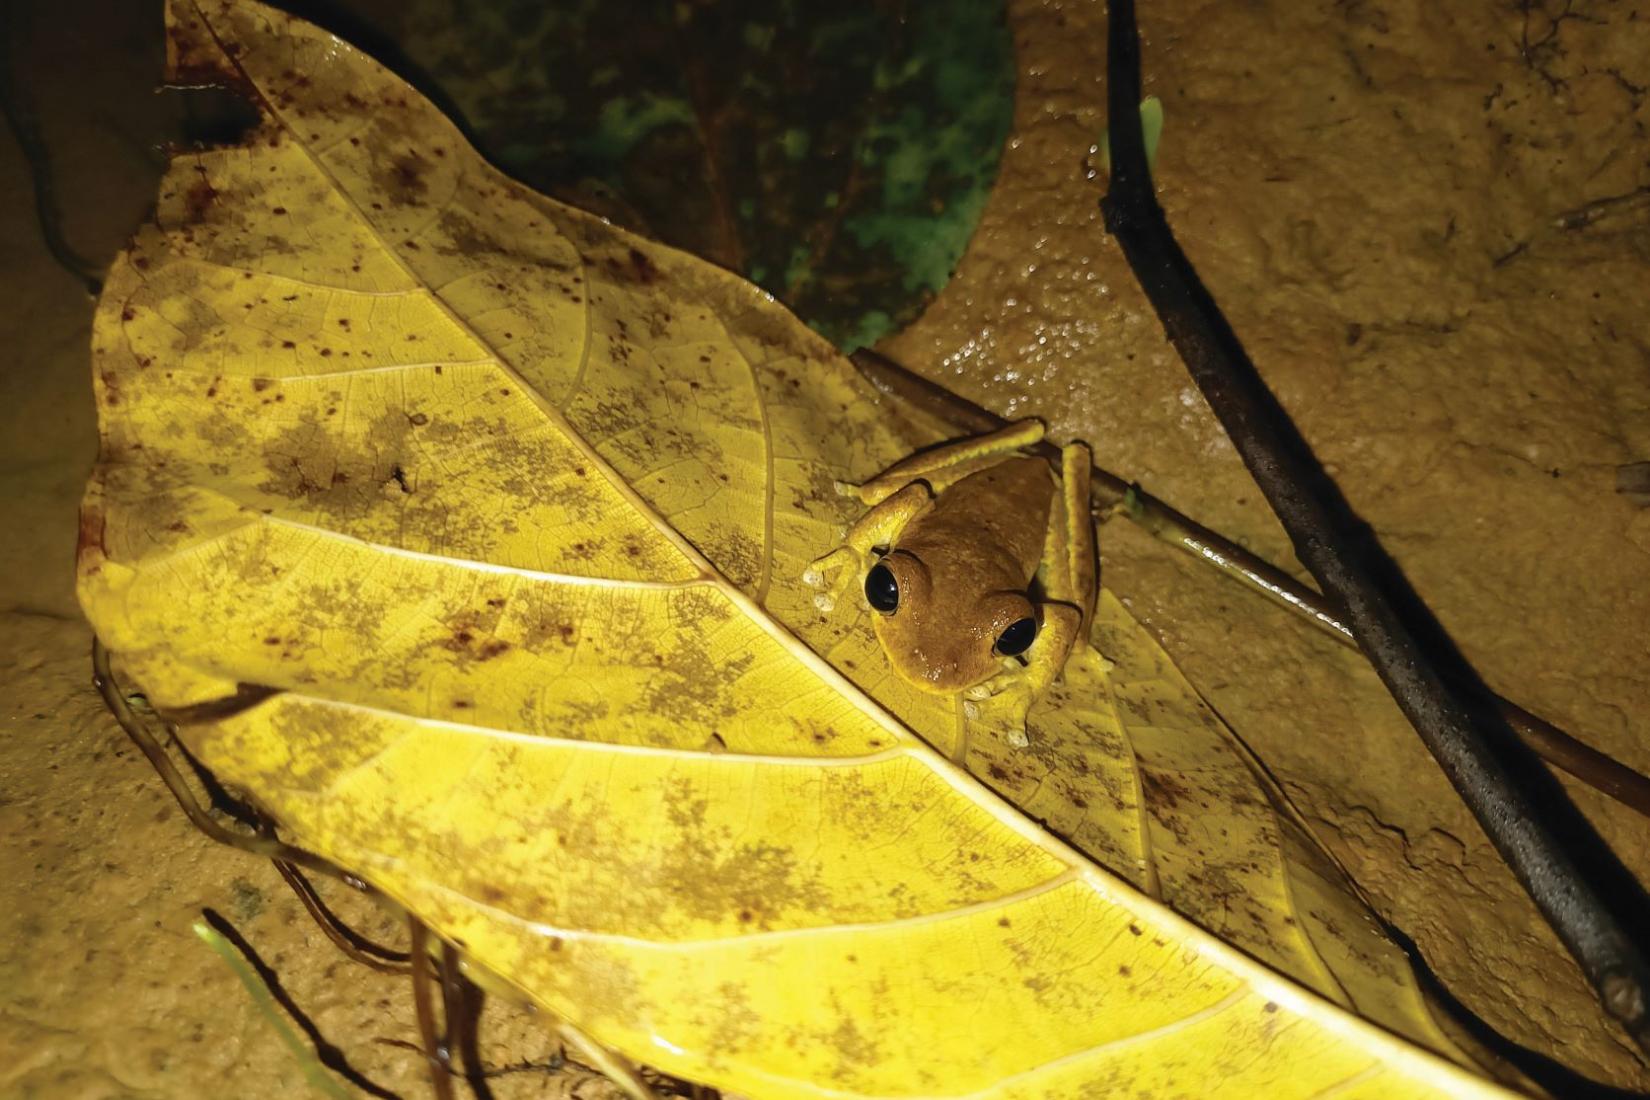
[390,0,1015,350]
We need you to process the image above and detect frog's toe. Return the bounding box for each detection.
[965,669,1025,701]
[962,688,1032,745]
[1003,692,1035,745]
[803,548,851,585]
[803,547,862,613]
[962,674,1036,745]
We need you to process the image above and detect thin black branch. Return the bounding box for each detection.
[93,640,368,888]
[1100,0,1650,1052]
[273,861,412,974]
[410,920,457,1100]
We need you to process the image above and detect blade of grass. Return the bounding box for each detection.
[192,920,354,1100]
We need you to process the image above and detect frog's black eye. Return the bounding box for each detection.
[865,563,899,614]
[994,617,1037,656]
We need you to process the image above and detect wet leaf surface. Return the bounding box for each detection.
[77,2,1518,1095]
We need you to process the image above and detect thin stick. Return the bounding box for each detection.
[410,920,456,1100]
[440,948,495,1100]
[1100,0,1649,1050]
[849,349,1650,821]
[273,860,411,974]
[92,640,373,886]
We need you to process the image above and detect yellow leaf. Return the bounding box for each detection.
[79,2,1517,1096]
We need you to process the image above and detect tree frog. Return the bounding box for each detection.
[803,419,1096,745]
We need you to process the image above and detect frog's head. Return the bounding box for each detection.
[864,549,1038,692]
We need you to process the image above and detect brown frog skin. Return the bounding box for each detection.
[803,419,1097,744]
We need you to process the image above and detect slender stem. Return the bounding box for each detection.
[555,1022,660,1100]
[1100,0,1650,1050]
[848,349,1650,821]
[92,640,375,885]
[273,861,411,974]
[442,947,496,1100]
[410,920,456,1100]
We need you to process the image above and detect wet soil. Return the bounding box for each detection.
[3,0,1648,1095]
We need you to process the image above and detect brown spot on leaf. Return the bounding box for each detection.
[184,174,219,221]
[619,246,661,284]
[77,505,107,557]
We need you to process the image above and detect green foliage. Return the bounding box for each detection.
[397,0,1016,350]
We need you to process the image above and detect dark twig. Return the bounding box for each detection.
[1552,185,1650,231]
[1495,184,1650,267]
[93,640,369,887]
[849,348,1650,820]
[668,14,746,274]
[439,944,497,1100]
[272,861,412,974]
[410,920,457,1100]
[1100,0,1650,1052]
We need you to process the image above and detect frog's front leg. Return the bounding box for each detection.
[803,482,932,613]
[965,442,1098,744]
[849,419,1045,504]
[965,604,1081,744]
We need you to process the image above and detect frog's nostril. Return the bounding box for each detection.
[865,563,899,613]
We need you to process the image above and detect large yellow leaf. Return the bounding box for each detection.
[79,2,1515,1096]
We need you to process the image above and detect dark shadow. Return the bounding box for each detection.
[254,0,484,149]
[200,908,403,1100]
[1390,924,1650,1098]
